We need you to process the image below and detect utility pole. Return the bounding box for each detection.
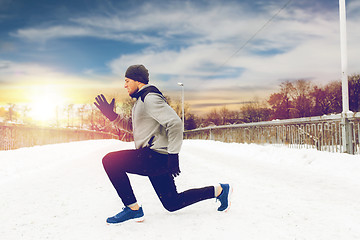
[339,0,353,154]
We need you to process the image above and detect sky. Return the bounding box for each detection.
[0,0,360,115]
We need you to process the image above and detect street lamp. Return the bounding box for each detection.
[177,82,185,131]
[339,0,353,154]
[339,0,349,114]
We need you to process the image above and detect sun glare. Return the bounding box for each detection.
[28,85,65,124]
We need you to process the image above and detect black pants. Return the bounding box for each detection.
[102,148,215,212]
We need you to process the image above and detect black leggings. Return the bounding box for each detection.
[102,148,215,212]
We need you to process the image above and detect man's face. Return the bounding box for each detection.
[124,77,139,96]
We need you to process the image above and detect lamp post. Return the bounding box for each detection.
[339,0,349,114]
[339,0,353,154]
[177,82,185,131]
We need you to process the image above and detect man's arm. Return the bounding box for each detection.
[94,94,132,132]
[112,114,133,133]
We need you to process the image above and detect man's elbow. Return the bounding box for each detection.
[174,118,183,130]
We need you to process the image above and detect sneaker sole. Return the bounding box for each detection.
[134,216,145,222]
[106,215,145,225]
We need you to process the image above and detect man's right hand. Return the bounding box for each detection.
[94,94,118,121]
[168,154,181,178]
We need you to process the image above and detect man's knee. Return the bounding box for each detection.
[102,150,134,173]
[158,195,180,212]
[102,152,117,169]
[162,202,178,212]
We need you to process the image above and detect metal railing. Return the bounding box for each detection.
[0,123,118,151]
[184,113,360,154]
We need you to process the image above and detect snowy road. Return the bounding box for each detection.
[1,139,360,240]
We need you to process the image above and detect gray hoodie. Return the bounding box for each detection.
[112,85,183,154]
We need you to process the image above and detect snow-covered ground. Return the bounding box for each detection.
[1,139,360,240]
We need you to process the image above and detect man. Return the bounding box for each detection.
[94,64,232,224]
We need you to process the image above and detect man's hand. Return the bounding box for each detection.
[94,94,117,121]
[168,154,181,178]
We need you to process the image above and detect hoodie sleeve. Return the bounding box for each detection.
[111,113,133,134]
[144,94,183,154]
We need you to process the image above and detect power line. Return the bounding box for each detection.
[213,0,293,73]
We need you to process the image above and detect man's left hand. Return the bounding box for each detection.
[94,94,117,121]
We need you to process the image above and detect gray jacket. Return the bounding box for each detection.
[112,85,183,154]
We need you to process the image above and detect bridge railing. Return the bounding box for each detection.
[184,113,360,154]
[0,123,118,151]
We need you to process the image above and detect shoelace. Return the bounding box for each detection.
[115,207,131,218]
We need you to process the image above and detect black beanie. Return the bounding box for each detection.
[125,64,149,84]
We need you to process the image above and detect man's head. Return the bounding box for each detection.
[124,64,149,97]
[125,64,149,84]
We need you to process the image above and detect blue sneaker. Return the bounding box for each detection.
[106,206,144,224]
[216,183,233,212]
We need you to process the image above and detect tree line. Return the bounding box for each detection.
[1,74,359,133]
[183,74,360,129]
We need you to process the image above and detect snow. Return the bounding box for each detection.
[1,139,360,240]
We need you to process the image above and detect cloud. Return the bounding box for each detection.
[348,0,360,15]
[12,1,290,47]
[12,24,163,45]
[105,2,351,91]
[12,26,93,42]
[7,0,360,106]
[0,59,112,87]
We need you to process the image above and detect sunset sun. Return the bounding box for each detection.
[28,85,66,123]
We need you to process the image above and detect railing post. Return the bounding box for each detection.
[209,128,214,140]
[341,113,353,154]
